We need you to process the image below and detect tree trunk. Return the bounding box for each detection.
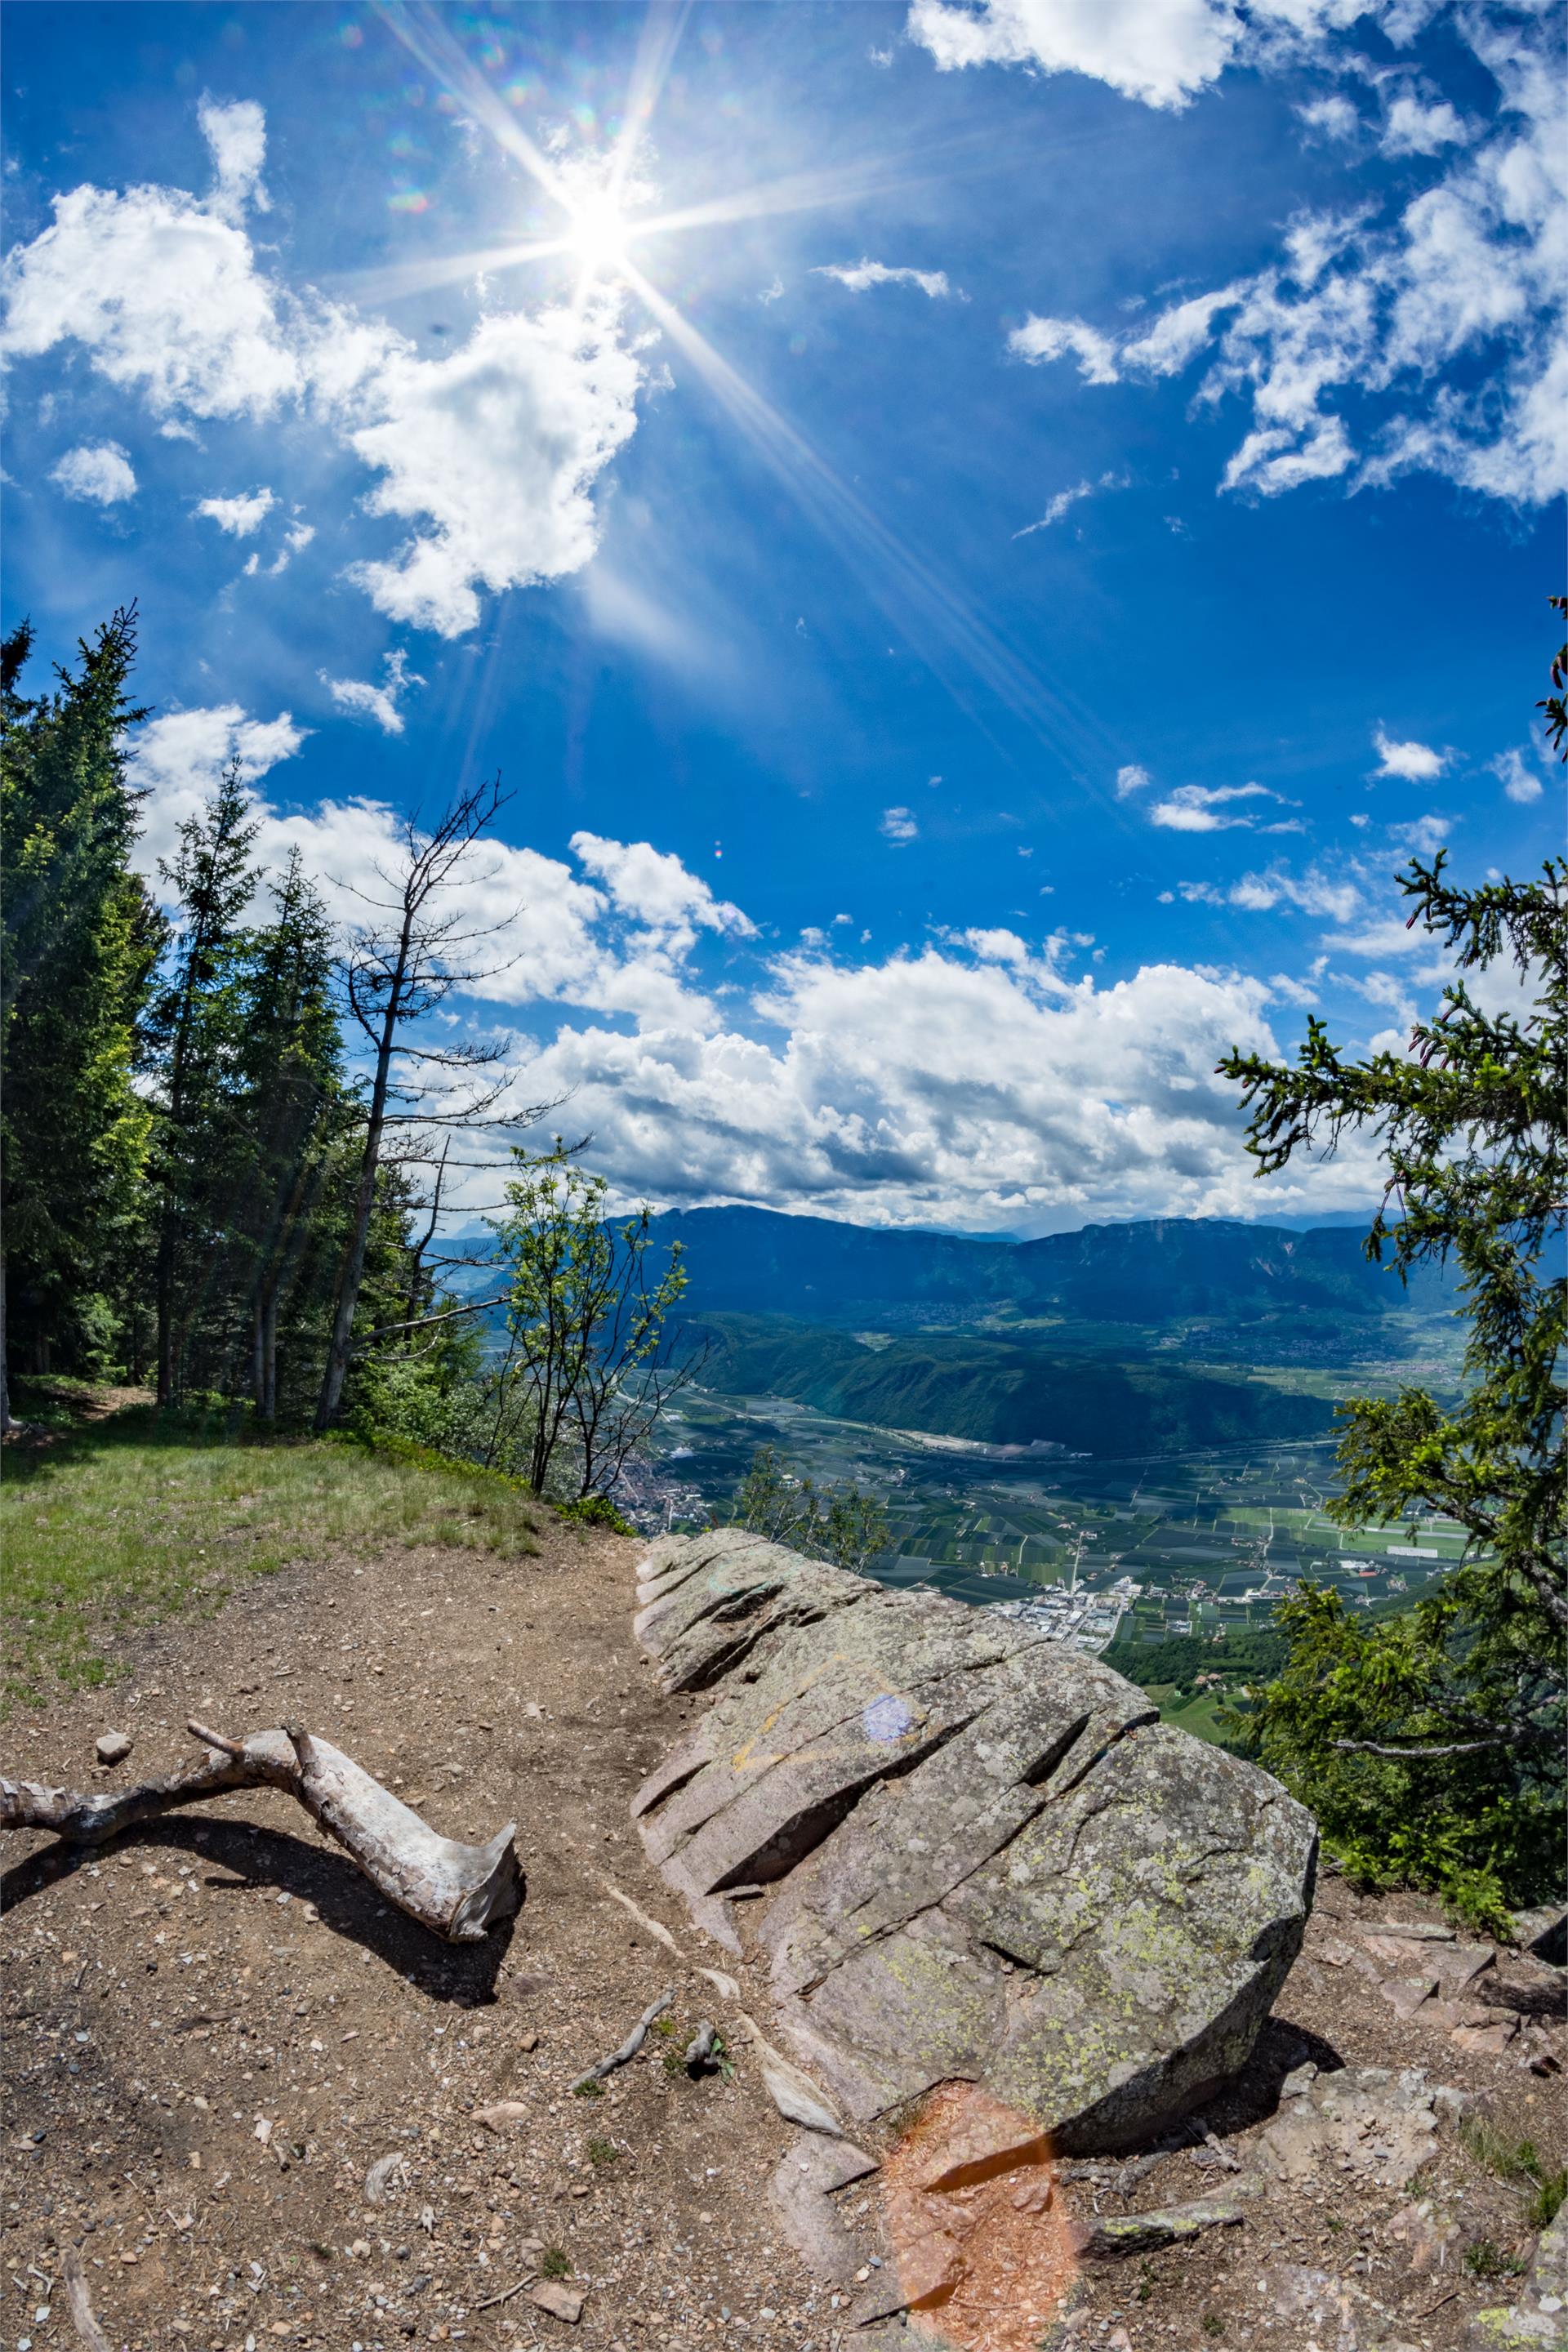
[314,924,409,1432]
[261,1285,278,1421]
[0,1248,10,1434]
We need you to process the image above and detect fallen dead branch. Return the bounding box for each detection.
[599,1873,684,1957]
[62,2248,114,2352]
[0,1719,519,1943]
[569,1987,674,2091]
[1067,2194,1248,2258]
[474,2272,539,2311]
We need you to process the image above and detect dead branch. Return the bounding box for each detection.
[569,1987,674,2091]
[63,2248,114,2352]
[0,1719,519,1944]
[599,1873,684,1957]
[1330,1735,1520,1757]
[474,2272,539,2311]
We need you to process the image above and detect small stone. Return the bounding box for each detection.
[519,2031,540,2053]
[528,2280,585,2323]
[95,1731,133,1766]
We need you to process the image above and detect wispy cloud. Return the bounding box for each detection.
[1491,746,1544,804]
[815,259,957,300]
[318,647,423,736]
[991,12,1567,510]
[1013,468,1129,537]
[1148,782,1276,832]
[880,805,919,842]
[1115,763,1152,799]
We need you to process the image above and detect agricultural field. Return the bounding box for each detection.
[644,1378,1467,1643]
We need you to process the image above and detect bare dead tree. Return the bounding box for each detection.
[314,777,550,1432]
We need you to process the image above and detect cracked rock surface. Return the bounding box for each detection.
[631,1530,1318,2154]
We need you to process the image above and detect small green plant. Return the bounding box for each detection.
[1325,2213,1343,2234]
[1201,2314,1224,2339]
[555,1491,637,1535]
[571,2076,604,2099]
[1526,2170,1568,2231]
[652,2013,680,2037]
[1135,2262,1154,2304]
[1464,2240,1527,2282]
[586,2136,619,2167]
[662,2047,688,2078]
[538,2247,571,2281]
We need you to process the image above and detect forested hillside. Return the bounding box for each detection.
[686,1313,1336,1453]
[649,1202,1455,1328]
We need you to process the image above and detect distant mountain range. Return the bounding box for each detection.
[648,1205,1453,1327]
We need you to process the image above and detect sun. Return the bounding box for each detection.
[566,191,632,277]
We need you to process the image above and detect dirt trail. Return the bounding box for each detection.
[1,1516,827,2351]
[2,1512,1563,2352]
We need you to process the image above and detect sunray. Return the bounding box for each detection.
[608,0,693,200]
[621,261,1111,777]
[326,236,581,311]
[372,0,572,209]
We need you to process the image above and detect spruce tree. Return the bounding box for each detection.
[144,763,259,1406]
[0,610,162,1421]
[226,849,346,1418]
[1218,633,1566,1931]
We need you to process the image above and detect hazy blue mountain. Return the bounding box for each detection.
[649,1205,1450,1326]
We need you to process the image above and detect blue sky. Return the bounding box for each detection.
[2,0,1561,1235]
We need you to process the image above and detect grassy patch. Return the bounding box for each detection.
[1458,2118,1568,2230]
[1158,1689,1235,1746]
[0,1394,539,1713]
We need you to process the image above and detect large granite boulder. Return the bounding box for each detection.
[632,1530,1317,2154]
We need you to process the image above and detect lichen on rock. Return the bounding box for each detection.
[631,1529,1318,2156]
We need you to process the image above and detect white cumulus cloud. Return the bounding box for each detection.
[49,439,136,505]
[1115,763,1153,798]
[1,104,650,639]
[906,0,1244,111]
[1380,93,1469,158]
[1009,314,1121,385]
[2,180,302,422]
[880,806,920,843]
[197,487,276,537]
[1373,726,1449,780]
[341,303,644,638]
[198,95,269,220]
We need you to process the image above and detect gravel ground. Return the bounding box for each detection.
[1,1516,826,2352]
[2,1515,1562,2352]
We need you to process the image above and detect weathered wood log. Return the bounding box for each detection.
[63,2247,115,2352]
[0,1718,519,1943]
